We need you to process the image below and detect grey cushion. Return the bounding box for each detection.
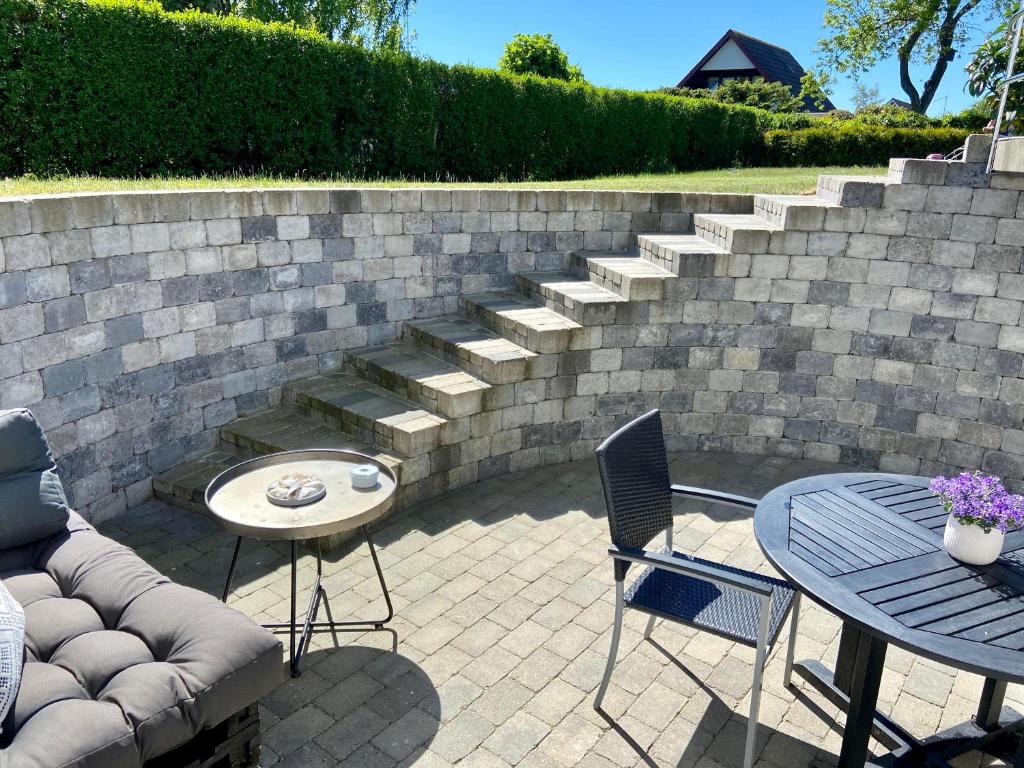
[0,409,70,548]
[0,513,282,768]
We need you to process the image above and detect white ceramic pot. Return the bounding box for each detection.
[943,514,1005,565]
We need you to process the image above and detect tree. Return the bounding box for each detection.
[852,81,882,110]
[159,0,415,49]
[668,77,803,112]
[810,0,1015,114]
[967,5,1024,131]
[498,33,584,82]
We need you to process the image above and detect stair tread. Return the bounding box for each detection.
[224,406,405,461]
[636,233,729,255]
[406,316,537,362]
[693,212,783,231]
[577,253,675,279]
[351,343,490,394]
[290,374,447,427]
[461,293,581,332]
[517,272,629,304]
[753,193,838,207]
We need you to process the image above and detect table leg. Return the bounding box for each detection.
[839,629,888,768]
[221,536,243,603]
[228,529,395,678]
[289,540,298,677]
[834,623,862,695]
[978,678,1008,731]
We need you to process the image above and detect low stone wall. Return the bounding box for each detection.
[4,166,1024,521]
[0,188,747,519]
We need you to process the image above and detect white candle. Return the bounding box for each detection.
[350,464,379,489]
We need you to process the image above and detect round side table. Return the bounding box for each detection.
[206,449,398,677]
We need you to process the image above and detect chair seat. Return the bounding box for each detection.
[624,550,795,648]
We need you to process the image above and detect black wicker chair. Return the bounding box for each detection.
[593,410,800,768]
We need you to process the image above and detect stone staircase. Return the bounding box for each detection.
[153,156,964,523]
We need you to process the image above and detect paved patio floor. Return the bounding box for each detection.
[101,452,1024,768]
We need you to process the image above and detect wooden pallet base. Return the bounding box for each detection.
[145,704,261,768]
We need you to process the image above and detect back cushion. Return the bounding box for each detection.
[0,410,70,548]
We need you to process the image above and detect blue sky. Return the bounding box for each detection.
[406,0,1000,114]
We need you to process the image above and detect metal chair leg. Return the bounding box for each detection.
[784,592,802,689]
[594,579,625,711]
[644,525,673,640]
[745,594,773,768]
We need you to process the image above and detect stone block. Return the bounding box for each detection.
[5,234,50,270]
[0,303,43,343]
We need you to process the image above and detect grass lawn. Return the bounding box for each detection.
[0,166,886,198]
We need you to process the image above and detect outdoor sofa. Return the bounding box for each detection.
[0,407,282,767]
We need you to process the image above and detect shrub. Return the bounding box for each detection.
[0,0,772,179]
[497,33,583,82]
[845,104,933,128]
[764,124,971,166]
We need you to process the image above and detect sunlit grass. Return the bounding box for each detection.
[0,166,887,198]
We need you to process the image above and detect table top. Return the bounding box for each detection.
[205,449,397,541]
[755,472,1024,683]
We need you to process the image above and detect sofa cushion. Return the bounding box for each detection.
[0,410,69,548]
[0,513,281,768]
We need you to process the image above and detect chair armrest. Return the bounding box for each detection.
[671,484,758,510]
[609,544,773,598]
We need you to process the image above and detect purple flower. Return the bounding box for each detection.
[930,471,1024,533]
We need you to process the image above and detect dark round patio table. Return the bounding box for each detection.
[754,472,1024,768]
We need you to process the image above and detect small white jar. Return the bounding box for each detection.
[943,515,1005,566]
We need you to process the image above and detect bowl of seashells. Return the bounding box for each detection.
[266,473,327,507]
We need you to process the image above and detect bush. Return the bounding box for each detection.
[763,124,971,166]
[936,104,991,132]
[845,104,933,128]
[0,0,773,179]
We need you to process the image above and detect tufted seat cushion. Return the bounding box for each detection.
[0,512,282,768]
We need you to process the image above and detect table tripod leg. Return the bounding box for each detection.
[295,539,327,673]
[289,540,298,677]
[222,537,243,603]
[365,526,393,629]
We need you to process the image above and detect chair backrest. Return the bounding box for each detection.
[595,410,672,550]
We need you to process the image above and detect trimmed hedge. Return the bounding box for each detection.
[0,0,774,179]
[0,0,978,180]
[763,125,971,167]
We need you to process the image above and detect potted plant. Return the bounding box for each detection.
[930,472,1024,566]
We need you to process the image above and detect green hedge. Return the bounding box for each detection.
[0,0,773,179]
[0,0,979,180]
[763,125,971,167]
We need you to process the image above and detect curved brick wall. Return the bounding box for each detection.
[1,165,1024,522]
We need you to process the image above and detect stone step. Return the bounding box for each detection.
[154,412,403,515]
[282,374,445,458]
[693,213,781,254]
[752,194,837,230]
[403,315,535,385]
[346,342,490,419]
[220,407,403,467]
[815,174,889,208]
[635,234,729,276]
[888,157,988,188]
[514,272,627,326]
[152,449,240,514]
[459,292,580,354]
[568,251,675,300]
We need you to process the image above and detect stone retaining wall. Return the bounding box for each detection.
[0,188,747,519]
[4,169,1024,522]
